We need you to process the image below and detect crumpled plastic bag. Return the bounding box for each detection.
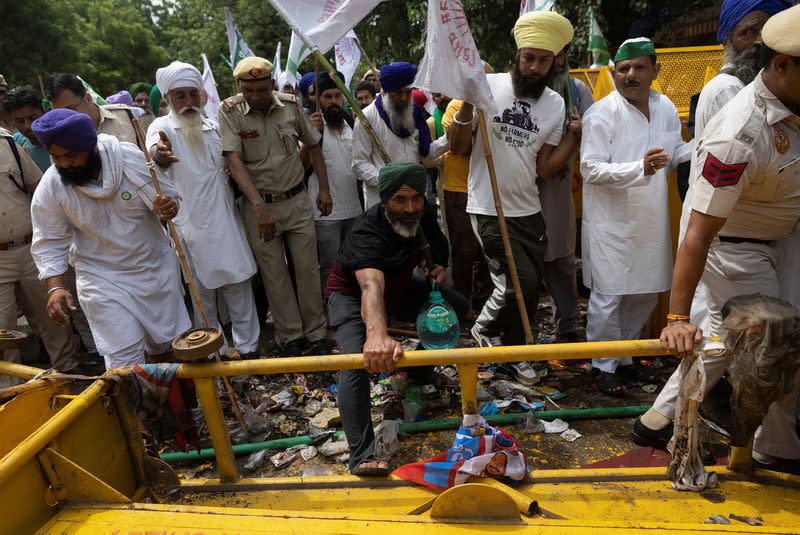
[374,419,401,460]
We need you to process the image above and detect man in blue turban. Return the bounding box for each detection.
[298,71,317,114]
[29,109,191,370]
[352,61,448,208]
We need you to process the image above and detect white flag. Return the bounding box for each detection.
[334,30,361,88]
[285,32,313,84]
[201,54,221,121]
[225,7,255,66]
[519,0,556,15]
[268,0,381,55]
[413,0,497,114]
[273,42,283,82]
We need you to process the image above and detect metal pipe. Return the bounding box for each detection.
[176,339,666,378]
[0,378,109,487]
[159,406,651,465]
[0,360,44,380]
[194,377,239,483]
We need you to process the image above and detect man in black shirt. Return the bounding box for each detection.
[325,161,468,476]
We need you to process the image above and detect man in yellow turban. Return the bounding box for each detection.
[448,11,582,385]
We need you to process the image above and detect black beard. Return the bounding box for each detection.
[730,43,764,85]
[322,105,345,126]
[57,149,101,187]
[512,61,552,100]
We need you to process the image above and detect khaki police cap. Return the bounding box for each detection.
[233,57,273,80]
[762,4,800,57]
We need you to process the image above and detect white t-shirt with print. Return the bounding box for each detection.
[466,73,564,217]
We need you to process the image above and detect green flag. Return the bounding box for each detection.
[225,7,255,68]
[587,7,610,68]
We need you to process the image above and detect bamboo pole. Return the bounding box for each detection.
[314,57,321,114]
[131,118,249,437]
[476,110,535,345]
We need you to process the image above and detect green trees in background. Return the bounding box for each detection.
[0,0,713,99]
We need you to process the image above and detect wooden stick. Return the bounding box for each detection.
[354,40,379,77]
[37,74,46,98]
[475,110,535,345]
[131,118,249,437]
[314,57,321,114]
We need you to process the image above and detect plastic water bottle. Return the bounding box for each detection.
[416,284,460,350]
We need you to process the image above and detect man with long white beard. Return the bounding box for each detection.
[147,61,261,359]
[325,162,468,476]
[448,11,581,385]
[539,46,594,346]
[352,61,449,208]
[29,109,190,369]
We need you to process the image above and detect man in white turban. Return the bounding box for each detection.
[147,61,262,359]
[448,11,582,385]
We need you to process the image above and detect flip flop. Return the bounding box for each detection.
[597,371,626,397]
[351,459,390,477]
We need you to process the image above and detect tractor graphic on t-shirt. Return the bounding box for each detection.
[495,100,534,131]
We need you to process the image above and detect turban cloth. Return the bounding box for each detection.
[380,62,417,92]
[717,0,792,43]
[299,72,316,98]
[317,70,344,94]
[128,82,152,97]
[156,61,203,94]
[106,90,134,106]
[149,85,163,115]
[615,37,657,62]
[32,109,97,153]
[513,11,574,54]
[378,161,427,202]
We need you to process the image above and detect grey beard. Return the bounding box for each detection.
[390,219,419,238]
[727,43,764,85]
[547,68,570,111]
[171,107,204,153]
[385,100,415,132]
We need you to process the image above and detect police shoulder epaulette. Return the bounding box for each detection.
[276,92,297,103]
[221,93,246,112]
[733,97,768,146]
[0,128,12,138]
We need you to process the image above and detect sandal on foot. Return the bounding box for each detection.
[617,363,659,384]
[597,371,626,397]
[351,459,390,477]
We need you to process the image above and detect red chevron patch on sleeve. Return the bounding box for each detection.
[702,152,748,187]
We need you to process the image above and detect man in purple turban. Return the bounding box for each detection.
[352,61,448,208]
[29,108,191,369]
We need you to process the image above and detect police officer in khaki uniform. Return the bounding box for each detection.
[44,73,138,145]
[636,5,800,471]
[219,57,334,356]
[0,129,79,387]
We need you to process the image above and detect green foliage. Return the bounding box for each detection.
[0,0,716,101]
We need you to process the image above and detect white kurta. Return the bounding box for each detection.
[352,101,448,208]
[580,90,693,295]
[146,114,256,289]
[308,119,362,221]
[30,134,190,357]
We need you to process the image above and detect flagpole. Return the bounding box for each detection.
[355,39,379,75]
[476,110,535,345]
[219,53,233,70]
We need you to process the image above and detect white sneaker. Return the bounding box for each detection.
[509,361,538,386]
[471,325,502,347]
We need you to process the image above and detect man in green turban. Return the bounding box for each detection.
[324,161,468,477]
